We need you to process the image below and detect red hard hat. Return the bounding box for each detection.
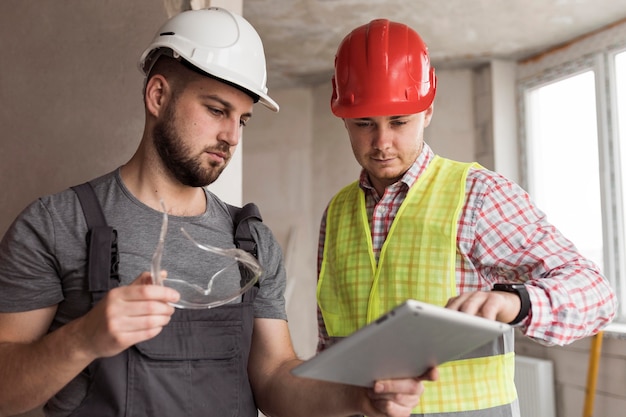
[331,19,437,118]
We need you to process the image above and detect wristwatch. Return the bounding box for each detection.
[492,283,531,325]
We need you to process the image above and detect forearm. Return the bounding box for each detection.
[251,318,430,417]
[472,179,617,345]
[0,319,95,416]
[253,357,364,417]
[523,261,617,345]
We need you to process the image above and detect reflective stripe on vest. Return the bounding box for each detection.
[318,156,517,414]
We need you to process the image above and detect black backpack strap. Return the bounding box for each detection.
[71,182,119,304]
[227,202,262,258]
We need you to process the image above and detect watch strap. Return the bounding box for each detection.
[492,283,531,325]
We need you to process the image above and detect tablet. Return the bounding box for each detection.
[291,299,511,387]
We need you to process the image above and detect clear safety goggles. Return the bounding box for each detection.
[151,202,262,309]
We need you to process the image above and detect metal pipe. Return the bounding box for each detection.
[582,331,604,417]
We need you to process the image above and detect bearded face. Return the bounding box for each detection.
[152,96,231,188]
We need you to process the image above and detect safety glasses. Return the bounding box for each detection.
[151,201,262,309]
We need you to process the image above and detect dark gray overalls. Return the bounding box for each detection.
[69,289,258,417]
[66,183,260,417]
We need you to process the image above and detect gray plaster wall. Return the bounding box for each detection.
[0,1,168,237]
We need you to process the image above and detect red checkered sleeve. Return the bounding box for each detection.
[460,168,616,345]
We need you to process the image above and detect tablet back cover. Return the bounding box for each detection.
[292,299,511,387]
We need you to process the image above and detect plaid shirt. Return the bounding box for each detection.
[317,143,616,350]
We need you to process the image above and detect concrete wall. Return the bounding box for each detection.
[244,71,478,359]
[0,1,167,237]
[1,2,163,415]
[516,333,626,417]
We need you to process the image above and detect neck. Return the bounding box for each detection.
[120,153,207,217]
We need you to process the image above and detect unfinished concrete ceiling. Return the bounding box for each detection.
[240,0,626,88]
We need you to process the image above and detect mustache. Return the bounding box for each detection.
[369,151,395,160]
[203,143,232,159]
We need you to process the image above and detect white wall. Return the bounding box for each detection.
[428,69,476,163]
[244,87,320,358]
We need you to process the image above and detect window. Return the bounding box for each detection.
[520,46,626,323]
[525,70,603,266]
[617,50,626,250]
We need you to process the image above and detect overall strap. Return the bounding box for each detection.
[227,202,262,258]
[71,185,260,304]
[71,182,119,304]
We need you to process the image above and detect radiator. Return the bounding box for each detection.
[515,355,557,417]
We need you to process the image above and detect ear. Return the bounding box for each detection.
[144,75,169,117]
[423,103,434,127]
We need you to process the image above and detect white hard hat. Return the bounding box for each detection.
[139,7,279,112]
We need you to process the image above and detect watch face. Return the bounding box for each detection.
[495,283,525,292]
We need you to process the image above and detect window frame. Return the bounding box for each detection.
[518,45,626,323]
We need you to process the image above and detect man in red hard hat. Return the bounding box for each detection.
[317,19,616,417]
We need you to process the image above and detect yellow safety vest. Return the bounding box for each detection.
[318,156,517,414]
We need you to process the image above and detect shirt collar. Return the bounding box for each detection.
[359,143,435,192]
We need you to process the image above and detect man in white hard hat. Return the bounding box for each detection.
[0,8,435,417]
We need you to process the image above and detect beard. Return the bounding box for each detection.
[152,101,230,187]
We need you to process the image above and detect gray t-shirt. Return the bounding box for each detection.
[0,169,287,414]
